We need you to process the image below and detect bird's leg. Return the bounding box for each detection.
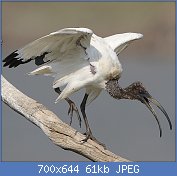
[80,94,106,149]
[54,87,81,127]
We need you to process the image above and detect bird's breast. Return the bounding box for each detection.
[92,62,122,90]
[106,66,121,80]
[97,59,122,80]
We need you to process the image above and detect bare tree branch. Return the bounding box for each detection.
[1,76,129,162]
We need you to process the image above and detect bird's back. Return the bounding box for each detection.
[89,34,123,84]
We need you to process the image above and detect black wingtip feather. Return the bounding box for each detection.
[3,50,32,68]
[34,52,50,65]
[3,50,18,64]
[3,50,50,68]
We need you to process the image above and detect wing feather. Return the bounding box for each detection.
[3,28,93,68]
[104,33,143,55]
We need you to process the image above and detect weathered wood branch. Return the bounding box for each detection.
[1,76,129,162]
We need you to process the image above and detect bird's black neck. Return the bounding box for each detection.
[105,79,143,100]
[105,79,125,99]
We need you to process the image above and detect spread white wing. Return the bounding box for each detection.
[104,33,143,55]
[3,28,93,68]
[3,27,95,89]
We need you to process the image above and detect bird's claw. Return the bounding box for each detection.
[82,131,106,149]
[67,101,82,128]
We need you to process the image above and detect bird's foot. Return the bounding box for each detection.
[67,100,82,128]
[82,130,106,149]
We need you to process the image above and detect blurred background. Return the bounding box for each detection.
[2,2,175,161]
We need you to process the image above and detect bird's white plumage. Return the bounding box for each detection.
[16,28,93,61]
[14,28,143,105]
[104,33,143,55]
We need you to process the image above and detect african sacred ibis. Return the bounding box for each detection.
[3,27,172,148]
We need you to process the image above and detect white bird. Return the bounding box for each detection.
[3,27,172,148]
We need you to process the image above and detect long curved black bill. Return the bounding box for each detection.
[141,97,162,137]
[140,92,172,137]
[148,98,172,130]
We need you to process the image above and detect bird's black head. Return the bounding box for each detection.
[106,80,172,137]
[124,81,150,100]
